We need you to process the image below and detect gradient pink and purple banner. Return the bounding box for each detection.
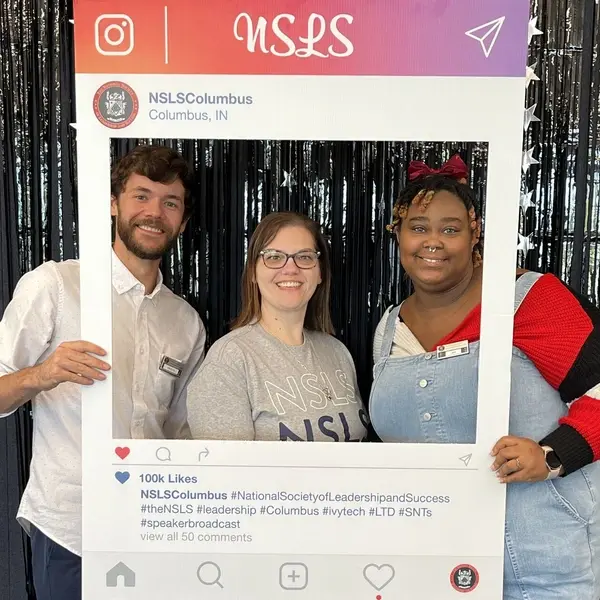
[74,0,530,76]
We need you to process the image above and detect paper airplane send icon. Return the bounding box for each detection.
[459,454,472,467]
[465,17,506,58]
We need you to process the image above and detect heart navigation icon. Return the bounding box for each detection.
[363,563,395,591]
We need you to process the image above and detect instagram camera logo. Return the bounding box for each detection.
[94,14,134,56]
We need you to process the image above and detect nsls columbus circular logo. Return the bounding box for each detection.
[93,81,139,129]
[450,564,479,593]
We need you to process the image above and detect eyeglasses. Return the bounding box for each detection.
[259,250,321,269]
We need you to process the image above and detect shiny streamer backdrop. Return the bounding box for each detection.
[2,1,600,599]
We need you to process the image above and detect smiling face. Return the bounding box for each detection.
[254,225,322,319]
[111,173,187,261]
[398,190,478,292]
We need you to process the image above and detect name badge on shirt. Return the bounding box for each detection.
[159,355,185,378]
[436,340,469,360]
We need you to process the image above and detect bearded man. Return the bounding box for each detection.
[0,145,206,600]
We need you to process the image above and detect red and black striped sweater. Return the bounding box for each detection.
[435,273,600,475]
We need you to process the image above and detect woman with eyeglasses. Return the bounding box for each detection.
[186,211,369,442]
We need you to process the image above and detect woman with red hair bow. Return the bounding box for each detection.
[369,155,600,599]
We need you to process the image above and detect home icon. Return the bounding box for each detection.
[106,562,136,588]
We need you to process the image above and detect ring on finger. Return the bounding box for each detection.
[515,458,522,470]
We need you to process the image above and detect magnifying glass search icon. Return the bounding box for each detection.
[155,447,172,462]
[197,561,224,588]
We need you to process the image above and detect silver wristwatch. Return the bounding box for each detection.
[540,445,563,480]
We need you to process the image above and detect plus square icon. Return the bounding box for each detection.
[279,562,308,590]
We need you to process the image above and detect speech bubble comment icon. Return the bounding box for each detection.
[155,446,171,462]
[363,563,395,591]
[197,561,224,588]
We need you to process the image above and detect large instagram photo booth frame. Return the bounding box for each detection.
[73,0,530,597]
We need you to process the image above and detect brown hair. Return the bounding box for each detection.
[111,145,195,220]
[232,212,334,334]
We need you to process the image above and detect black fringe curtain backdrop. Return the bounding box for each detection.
[1,1,599,598]
[111,138,490,371]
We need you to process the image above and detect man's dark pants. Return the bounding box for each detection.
[31,526,81,600]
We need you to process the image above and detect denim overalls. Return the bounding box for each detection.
[369,272,600,599]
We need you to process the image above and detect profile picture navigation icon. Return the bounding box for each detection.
[450,564,479,592]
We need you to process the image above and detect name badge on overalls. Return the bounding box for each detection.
[159,355,184,377]
[436,340,469,360]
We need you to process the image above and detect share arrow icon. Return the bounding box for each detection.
[459,454,472,467]
[198,447,210,461]
[465,17,506,58]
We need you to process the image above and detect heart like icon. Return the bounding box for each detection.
[115,447,130,460]
[115,471,130,484]
[363,563,395,591]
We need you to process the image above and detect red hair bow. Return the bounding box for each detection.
[408,154,469,183]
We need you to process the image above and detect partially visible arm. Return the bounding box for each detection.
[0,265,109,416]
[185,341,255,441]
[162,315,207,440]
[0,266,59,415]
[0,368,47,415]
[513,274,600,475]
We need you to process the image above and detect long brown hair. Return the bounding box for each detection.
[232,212,334,334]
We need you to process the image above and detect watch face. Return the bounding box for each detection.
[546,451,562,470]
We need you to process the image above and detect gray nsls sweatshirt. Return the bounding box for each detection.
[186,324,369,442]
